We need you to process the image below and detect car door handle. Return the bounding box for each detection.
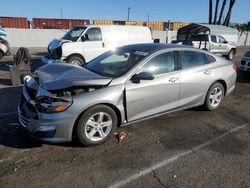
[169,77,179,82]
[204,70,212,75]
[102,42,105,48]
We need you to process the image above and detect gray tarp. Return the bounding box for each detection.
[177,23,239,42]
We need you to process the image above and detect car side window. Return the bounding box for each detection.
[211,35,217,43]
[205,54,216,64]
[179,51,205,69]
[218,36,225,43]
[138,52,175,75]
[85,28,102,41]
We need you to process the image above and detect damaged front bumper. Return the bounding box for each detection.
[18,81,75,143]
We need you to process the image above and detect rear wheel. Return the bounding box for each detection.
[227,49,235,60]
[204,82,224,111]
[76,105,117,146]
[67,56,85,66]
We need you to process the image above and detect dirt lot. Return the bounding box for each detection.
[0,47,250,188]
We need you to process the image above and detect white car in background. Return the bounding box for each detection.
[0,29,10,60]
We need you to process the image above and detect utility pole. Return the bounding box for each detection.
[60,8,63,19]
[127,7,131,21]
[147,13,150,23]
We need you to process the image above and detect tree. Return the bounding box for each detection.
[223,0,236,26]
[213,0,220,24]
[217,0,227,24]
[209,0,213,24]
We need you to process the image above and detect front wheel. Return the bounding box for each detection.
[204,82,225,111]
[76,105,117,146]
[67,56,85,66]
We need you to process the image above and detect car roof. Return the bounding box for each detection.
[118,43,193,53]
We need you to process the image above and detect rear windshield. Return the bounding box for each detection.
[62,26,86,42]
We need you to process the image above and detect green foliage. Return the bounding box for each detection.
[238,21,250,32]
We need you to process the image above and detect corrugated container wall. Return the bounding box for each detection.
[0,17,28,28]
[146,21,164,31]
[93,20,114,25]
[125,21,144,26]
[32,18,89,29]
[172,22,189,31]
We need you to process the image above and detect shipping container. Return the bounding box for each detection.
[0,17,28,28]
[172,22,189,31]
[146,21,164,31]
[93,20,114,25]
[125,21,144,26]
[32,18,89,29]
[113,20,126,25]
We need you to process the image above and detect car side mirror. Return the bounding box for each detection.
[223,40,228,44]
[81,34,89,41]
[131,72,154,83]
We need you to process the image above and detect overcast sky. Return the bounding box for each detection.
[0,0,249,23]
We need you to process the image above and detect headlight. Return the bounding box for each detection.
[36,96,72,113]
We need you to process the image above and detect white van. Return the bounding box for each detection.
[43,25,153,65]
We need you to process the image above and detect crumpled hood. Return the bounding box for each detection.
[35,63,112,90]
[48,38,70,49]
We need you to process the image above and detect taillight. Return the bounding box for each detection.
[232,64,237,71]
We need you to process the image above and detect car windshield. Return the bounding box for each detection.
[84,49,150,78]
[62,26,86,41]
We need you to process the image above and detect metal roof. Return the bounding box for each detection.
[177,23,238,41]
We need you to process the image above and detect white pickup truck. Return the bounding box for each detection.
[188,34,236,60]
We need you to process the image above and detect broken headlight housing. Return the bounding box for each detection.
[36,96,72,113]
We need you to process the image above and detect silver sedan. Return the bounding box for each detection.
[18,44,237,146]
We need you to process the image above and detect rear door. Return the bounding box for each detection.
[178,50,215,108]
[82,27,106,62]
[125,51,180,122]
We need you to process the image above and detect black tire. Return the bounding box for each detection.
[227,49,235,60]
[67,56,85,66]
[204,82,225,111]
[21,73,33,84]
[0,51,3,60]
[76,105,117,146]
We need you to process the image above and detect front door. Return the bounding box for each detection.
[81,27,106,62]
[125,51,180,122]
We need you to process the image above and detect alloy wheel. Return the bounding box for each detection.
[84,112,112,142]
[209,87,223,108]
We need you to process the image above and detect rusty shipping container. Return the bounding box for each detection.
[172,22,189,31]
[146,21,164,31]
[93,20,114,25]
[0,17,28,28]
[125,21,144,26]
[32,18,89,29]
